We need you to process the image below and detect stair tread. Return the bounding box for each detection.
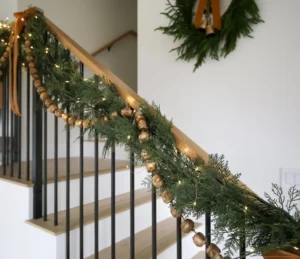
[26,188,151,236]
[0,157,129,187]
[86,218,201,259]
[192,251,205,259]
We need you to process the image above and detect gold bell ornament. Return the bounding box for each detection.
[170,207,181,218]
[206,24,215,37]
[152,174,164,188]
[181,219,194,233]
[199,19,208,30]
[146,161,156,172]
[206,243,221,258]
[161,190,173,204]
[193,232,207,247]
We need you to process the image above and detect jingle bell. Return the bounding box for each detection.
[199,19,208,30]
[206,24,215,37]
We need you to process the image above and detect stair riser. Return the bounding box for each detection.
[55,198,171,259]
[45,167,148,214]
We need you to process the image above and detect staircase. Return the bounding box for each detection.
[0,7,211,259]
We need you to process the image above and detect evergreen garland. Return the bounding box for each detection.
[157,0,263,70]
[0,14,299,258]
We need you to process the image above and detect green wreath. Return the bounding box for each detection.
[157,0,263,70]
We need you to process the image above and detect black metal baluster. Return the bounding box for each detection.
[54,115,58,225]
[6,75,9,167]
[26,68,30,181]
[43,104,48,221]
[66,108,71,259]
[240,219,246,258]
[54,38,59,226]
[205,212,211,259]
[94,136,99,259]
[2,74,7,176]
[32,80,43,219]
[17,61,22,179]
[10,107,14,177]
[111,143,116,259]
[79,62,84,259]
[177,218,182,259]
[130,149,135,259]
[152,190,157,259]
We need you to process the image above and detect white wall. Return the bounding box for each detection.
[138,0,300,199]
[0,0,17,20]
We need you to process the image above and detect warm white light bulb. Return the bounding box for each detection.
[127,135,131,140]
[178,180,182,185]
[193,201,197,206]
[294,247,299,250]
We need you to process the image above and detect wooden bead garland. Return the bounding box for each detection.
[181,219,194,233]
[55,109,63,118]
[3,52,8,58]
[40,92,49,101]
[62,113,69,122]
[120,107,132,117]
[44,99,53,108]
[206,244,221,258]
[68,116,77,125]
[0,56,6,63]
[82,120,90,129]
[141,149,151,160]
[146,161,156,172]
[152,174,163,188]
[75,119,83,128]
[37,87,46,94]
[193,232,207,247]
[161,190,172,204]
[111,112,118,117]
[135,114,145,123]
[34,80,42,88]
[48,104,58,113]
[138,119,148,130]
[139,130,150,142]
[170,207,181,218]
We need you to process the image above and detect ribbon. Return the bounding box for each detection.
[8,7,37,116]
[194,0,222,30]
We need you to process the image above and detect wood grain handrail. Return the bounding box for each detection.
[91,30,137,57]
[45,16,255,194]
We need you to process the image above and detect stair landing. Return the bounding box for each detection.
[0,157,129,187]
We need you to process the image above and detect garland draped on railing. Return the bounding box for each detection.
[0,8,299,258]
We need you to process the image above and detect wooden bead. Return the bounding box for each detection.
[82,120,90,129]
[40,92,49,101]
[135,114,145,123]
[48,104,58,113]
[68,116,77,125]
[152,174,163,188]
[26,56,34,62]
[30,68,38,75]
[37,87,46,94]
[32,74,40,80]
[6,47,10,53]
[25,47,32,54]
[139,130,150,142]
[120,107,132,117]
[206,244,221,258]
[44,99,53,108]
[193,232,206,247]
[170,207,181,218]
[55,109,63,118]
[28,62,35,68]
[146,161,156,172]
[25,40,31,47]
[75,119,83,128]
[34,80,42,88]
[181,219,194,233]
[62,113,69,122]
[0,56,6,63]
[161,190,172,204]
[3,52,8,58]
[141,149,151,160]
[138,119,148,130]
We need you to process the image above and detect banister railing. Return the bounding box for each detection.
[91,30,137,57]
[0,8,248,259]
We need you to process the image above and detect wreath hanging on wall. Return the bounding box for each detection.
[157,0,263,70]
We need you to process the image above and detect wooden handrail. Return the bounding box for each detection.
[91,30,137,57]
[45,16,255,194]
